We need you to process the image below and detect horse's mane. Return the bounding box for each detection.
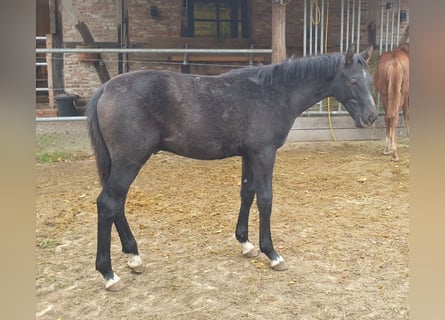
[253,53,344,86]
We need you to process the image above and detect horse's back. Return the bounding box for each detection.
[374,45,409,95]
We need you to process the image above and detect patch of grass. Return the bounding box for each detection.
[36,151,89,163]
[38,238,61,249]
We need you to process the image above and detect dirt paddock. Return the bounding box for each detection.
[36,140,409,319]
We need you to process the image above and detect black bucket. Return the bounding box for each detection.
[56,94,79,117]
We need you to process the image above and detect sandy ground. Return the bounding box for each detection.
[36,139,409,319]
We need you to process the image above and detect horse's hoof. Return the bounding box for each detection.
[130,264,144,274]
[271,260,288,271]
[391,156,400,162]
[105,274,125,291]
[243,247,259,258]
[127,254,143,274]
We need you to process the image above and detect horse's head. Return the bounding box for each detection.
[331,44,378,128]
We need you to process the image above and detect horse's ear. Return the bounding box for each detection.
[345,43,356,65]
[360,45,374,64]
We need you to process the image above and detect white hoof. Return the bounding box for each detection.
[127,254,144,273]
[271,256,288,271]
[242,241,259,258]
[105,273,125,291]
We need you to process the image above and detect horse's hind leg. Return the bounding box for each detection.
[96,159,146,291]
[114,206,143,274]
[402,97,409,138]
[391,112,400,161]
[383,116,392,155]
[235,157,259,258]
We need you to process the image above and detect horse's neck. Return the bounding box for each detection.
[284,78,332,117]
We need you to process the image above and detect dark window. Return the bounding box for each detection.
[181,0,248,38]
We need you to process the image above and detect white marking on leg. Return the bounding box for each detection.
[270,255,284,268]
[242,241,255,255]
[105,273,121,290]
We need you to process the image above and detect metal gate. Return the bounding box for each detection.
[301,0,409,116]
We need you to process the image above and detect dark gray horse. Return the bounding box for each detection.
[87,44,377,290]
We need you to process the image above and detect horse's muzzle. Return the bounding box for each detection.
[357,113,378,128]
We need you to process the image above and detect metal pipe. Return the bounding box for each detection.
[346,0,350,49]
[385,0,390,51]
[396,0,401,46]
[36,48,273,54]
[36,116,87,122]
[320,0,325,55]
[340,0,344,53]
[303,0,307,56]
[390,0,395,49]
[356,0,361,51]
[309,0,313,55]
[351,0,355,45]
[379,0,384,53]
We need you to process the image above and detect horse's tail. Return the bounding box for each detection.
[86,85,110,186]
[387,61,403,118]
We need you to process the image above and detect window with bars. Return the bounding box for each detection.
[181,0,249,38]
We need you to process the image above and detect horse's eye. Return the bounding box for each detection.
[351,78,358,85]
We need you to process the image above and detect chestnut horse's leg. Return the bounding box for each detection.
[390,112,400,161]
[402,96,410,138]
[384,115,392,155]
[250,148,287,271]
[95,160,144,291]
[235,157,259,258]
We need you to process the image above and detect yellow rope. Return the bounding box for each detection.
[311,0,321,25]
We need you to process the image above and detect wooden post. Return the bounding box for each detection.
[271,0,286,64]
[46,34,55,109]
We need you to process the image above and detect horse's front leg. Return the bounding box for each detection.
[251,150,288,271]
[235,157,259,258]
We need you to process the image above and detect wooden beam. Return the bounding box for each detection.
[75,21,111,83]
[271,1,286,64]
[46,34,55,108]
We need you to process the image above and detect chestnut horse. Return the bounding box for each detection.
[374,43,409,161]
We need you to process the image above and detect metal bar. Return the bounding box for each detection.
[390,0,395,49]
[320,0,325,55]
[379,0,384,54]
[351,0,355,44]
[356,0,361,51]
[396,0,401,46]
[303,0,307,56]
[36,116,87,122]
[340,0,344,53]
[36,36,47,41]
[36,62,48,66]
[36,48,273,54]
[309,0,313,55]
[346,0,350,49]
[314,1,318,56]
[385,0,390,51]
[36,88,49,92]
